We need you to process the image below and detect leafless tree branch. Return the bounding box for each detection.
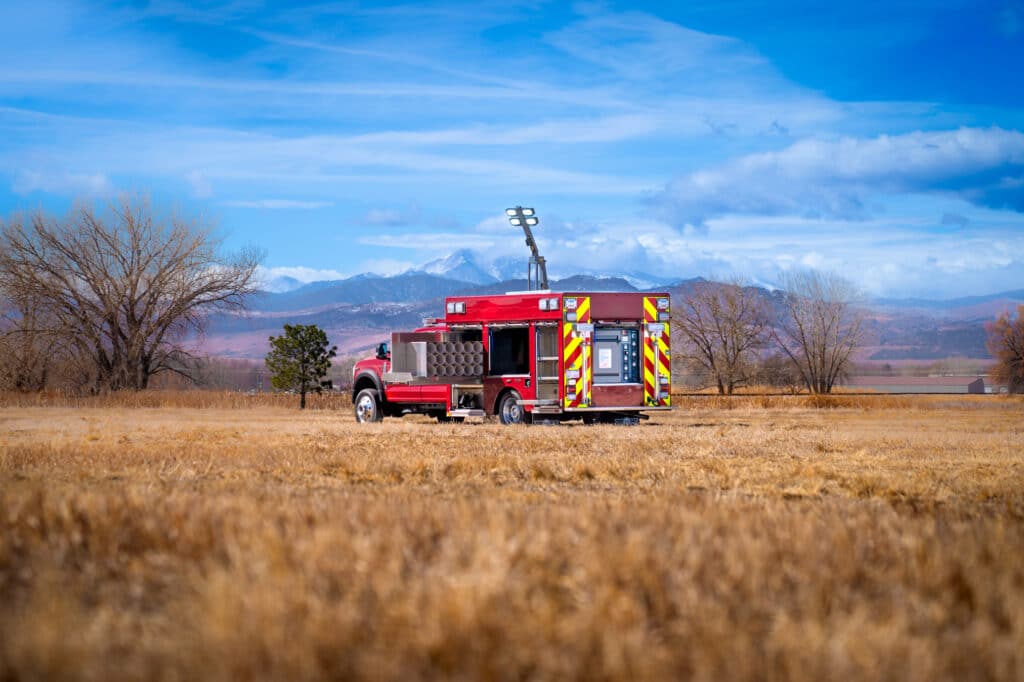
[0,195,263,392]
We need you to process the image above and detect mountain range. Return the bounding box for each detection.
[264,249,677,294]
[203,251,1022,362]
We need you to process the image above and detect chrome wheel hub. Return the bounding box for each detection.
[356,395,376,421]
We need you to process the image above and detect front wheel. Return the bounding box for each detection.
[354,388,383,423]
[497,390,529,425]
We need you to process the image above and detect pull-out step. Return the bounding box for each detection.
[449,408,486,418]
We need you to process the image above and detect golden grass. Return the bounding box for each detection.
[0,389,349,410]
[1,395,1023,680]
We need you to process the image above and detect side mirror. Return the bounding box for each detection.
[376,342,389,360]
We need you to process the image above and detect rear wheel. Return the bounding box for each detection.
[354,388,383,423]
[498,390,529,425]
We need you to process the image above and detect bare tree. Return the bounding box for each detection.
[986,304,1024,393]
[0,197,262,392]
[773,270,865,394]
[751,353,804,394]
[0,292,56,390]
[674,280,771,394]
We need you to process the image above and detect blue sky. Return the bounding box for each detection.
[1,0,1023,297]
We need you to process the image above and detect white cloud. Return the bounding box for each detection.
[362,202,423,226]
[257,265,348,284]
[357,258,416,276]
[393,208,1024,297]
[12,169,113,196]
[655,127,1024,226]
[348,115,661,146]
[358,232,498,250]
[545,8,761,83]
[223,199,333,209]
[186,170,212,198]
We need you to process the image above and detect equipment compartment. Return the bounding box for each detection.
[593,327,641,385]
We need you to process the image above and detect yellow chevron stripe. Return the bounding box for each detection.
[643,296,658,322]
[564,337,581,364]
[576,296,590,322]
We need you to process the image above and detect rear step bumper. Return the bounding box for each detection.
[448,408,486,418]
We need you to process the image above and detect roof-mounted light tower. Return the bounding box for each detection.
[505,206,548,291]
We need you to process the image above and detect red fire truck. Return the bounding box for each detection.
[351,290,672,424]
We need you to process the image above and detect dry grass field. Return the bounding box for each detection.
[1,392,1023,681]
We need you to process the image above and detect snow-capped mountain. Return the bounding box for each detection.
[487,255,530,282]
[411,249,498,285]
[261,275,305,293]
[407,251,675,290]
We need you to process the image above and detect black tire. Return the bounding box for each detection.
[354,388,383,423]
[497,390,529,425]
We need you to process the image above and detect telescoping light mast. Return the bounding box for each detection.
[505,206,548,291]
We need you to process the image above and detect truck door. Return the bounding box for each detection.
[535,324,559,405]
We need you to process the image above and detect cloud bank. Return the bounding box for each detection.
[654,127,1024,227]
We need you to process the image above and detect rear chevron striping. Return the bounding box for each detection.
[562,297,591,408]
[643,297,658,323]
[643,296,671,407]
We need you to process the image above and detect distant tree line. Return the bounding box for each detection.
[674,271,1023,395]
[673,271,866,395]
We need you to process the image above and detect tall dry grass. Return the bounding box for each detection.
[1,397,1022,680]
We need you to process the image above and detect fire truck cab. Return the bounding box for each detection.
[351,290,671,424]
